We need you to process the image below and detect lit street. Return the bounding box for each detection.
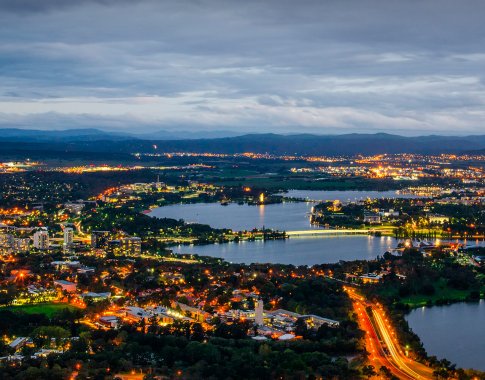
[346,287,435,379]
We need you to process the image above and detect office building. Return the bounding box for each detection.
[33,229,49,250]
[63,227,74,247]
[120,237,142,256]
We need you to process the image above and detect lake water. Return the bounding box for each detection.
[149,202,318,231]
[280,190,424,201]
[170,236,395,265]
[406,300,485,371]
[149,195,482,265]
[149,190,423,231]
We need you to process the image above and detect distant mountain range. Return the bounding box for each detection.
[137,129,242,140]
[0,128,132,142]
[0,128,485,156]
[0,128,241,142]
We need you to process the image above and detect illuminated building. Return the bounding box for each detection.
[120,237,142,255]
[0,233,14,253]
[33,229,49,250]
[106,236,142,256]
[54,279,77,293]
[63,227,74,248]
[13,238,30,253]
[64,202,85,214]
[363,212,381,224]
[427,214,449,224]
[254,298,264,325]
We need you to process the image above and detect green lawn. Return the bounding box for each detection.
[375,278,475,308]
[400,288,471,308]
[4,303,79,317]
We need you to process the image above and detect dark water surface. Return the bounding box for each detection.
[170,235,395,265]
[406,301,485,371]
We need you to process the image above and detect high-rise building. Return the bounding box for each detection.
[33,229,49,250]
[254,298,264,325]
[63,227,74,248]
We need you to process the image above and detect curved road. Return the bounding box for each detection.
[346,287,434,379]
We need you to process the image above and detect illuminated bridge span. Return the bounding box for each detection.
[286,229,371,237]
[286,229,394,237]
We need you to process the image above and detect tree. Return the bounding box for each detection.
[379,365,393,379]
[362,365,376,378]
[32,326,70,348]
[190,323,205,341]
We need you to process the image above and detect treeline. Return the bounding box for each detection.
[0,326,361,380]
[366,248,483,307]
[83,203,228,244]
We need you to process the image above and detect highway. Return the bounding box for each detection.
[345,287,434,379]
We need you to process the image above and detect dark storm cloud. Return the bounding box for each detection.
[1,0,485,134]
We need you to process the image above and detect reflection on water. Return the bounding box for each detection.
[258,204,265,226]
[150,190,424,232]
[170,235,395,266]
[280,190,424,201]
[406,300,485,371]
[149,201,319,231]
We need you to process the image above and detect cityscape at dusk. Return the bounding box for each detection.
[0,1,484,379]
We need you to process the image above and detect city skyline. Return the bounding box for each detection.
[1,0,485,135]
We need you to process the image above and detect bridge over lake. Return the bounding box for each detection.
[286,229,393,237]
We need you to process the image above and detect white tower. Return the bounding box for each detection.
[254,298,264,326]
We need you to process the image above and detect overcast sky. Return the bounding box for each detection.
[1,0,485,135]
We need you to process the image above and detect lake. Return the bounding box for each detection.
[406,300,485,371]
[149,201,319,231]
[280,190,424,201]
[149,194,482,265]
[169,235,395,265]
[149,190,423,231]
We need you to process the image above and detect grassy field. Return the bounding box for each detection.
[376,278,475,308]
[400,288,471,308]
[4,303,79,317]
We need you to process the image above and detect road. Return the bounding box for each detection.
[286,228,394,237]
[345,287,434,379]
[286,229,371,237]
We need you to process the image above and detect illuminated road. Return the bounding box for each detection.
[346,288,434,380]
[372,307,432,379]
[286,229,368,236]
[286,228,394,237]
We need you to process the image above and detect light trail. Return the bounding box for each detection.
[345,287,434,380]
[372,308,424,379]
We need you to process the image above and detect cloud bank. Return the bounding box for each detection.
[1,0,485,135]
